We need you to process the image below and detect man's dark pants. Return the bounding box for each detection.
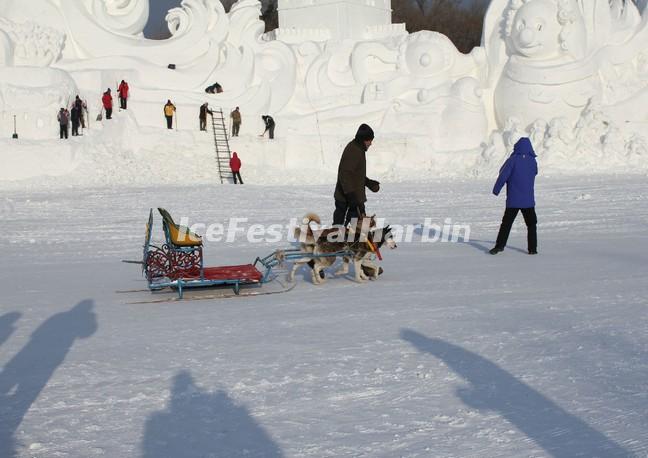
[333,200,366,226]
[495,207,537,252]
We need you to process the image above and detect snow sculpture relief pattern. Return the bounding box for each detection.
[0,0,646,164]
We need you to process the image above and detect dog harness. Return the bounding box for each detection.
[367,240,382,261]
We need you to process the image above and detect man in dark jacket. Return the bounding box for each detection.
[74,96,86,128]
[70,104,81,136]
[333,123,380,226]
[490,137,538,255]
[261,115,275,139]
[199,103,212,131]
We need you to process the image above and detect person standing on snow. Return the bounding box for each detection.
[199,102,213,131]
[261,115,275,139]
[74,96,86,129]
[102,89,113,119]
[229,152,243,184]
[70,104,81,136]
[230,107,241,137]
[164,100,176,130]
[118,80,129,110]
[333,123,380,226]
[490,137,538,255]
[57,107,69,139]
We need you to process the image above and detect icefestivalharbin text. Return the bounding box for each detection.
[176,217,471,244]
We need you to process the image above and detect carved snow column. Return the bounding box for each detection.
[0,30,13,66]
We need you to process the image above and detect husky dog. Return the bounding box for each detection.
[336,224,396,280]
[290,213,396,284]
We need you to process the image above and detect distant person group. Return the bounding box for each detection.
[90,80,276,140]
[58,81,289,185]
[57,95,87,139]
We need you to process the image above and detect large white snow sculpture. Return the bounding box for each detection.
[483,0,648,130]
[0,0,646,168]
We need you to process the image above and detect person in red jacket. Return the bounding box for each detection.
[229,152,243,184]
[102,89,113,119]
[118,80,129,110]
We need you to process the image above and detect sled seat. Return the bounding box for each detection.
[158,207,202,247]
[183,264,263,283]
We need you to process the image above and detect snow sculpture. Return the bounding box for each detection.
[492,0,595,128]
[484,0,648,129]
[0,0,297,138]
[0,0,646,170]
[276,0,404,42]
[479,0,648,169]
[0,30,12,66]
[0,18,65,66]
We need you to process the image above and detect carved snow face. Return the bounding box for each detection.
[510,0,562,59]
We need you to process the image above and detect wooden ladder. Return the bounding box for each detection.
[210,108,233,184]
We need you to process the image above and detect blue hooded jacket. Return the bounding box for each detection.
[493,137,538,208]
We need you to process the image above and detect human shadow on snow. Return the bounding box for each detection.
[0,300,97,458]
[141,370,284,458]
[413,225,527,255]
[400,329,629,458]
[0,311,21,348]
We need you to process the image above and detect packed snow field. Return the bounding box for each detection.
[1,176,648,457]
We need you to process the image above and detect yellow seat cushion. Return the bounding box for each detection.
[168,223,203,247]
[158,208,203,247]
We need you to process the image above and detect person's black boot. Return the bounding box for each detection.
[528,249,538,255]
[489,246,504,255]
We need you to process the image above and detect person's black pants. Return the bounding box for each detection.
[71,121,79,136]
[166,115,173,129]
[233,171,243,184]
[232,122,240,136]
[105,108,112,119]
[120,97,127,109]
[59,124,68,139]
[495,207,537,252]
[333,200,365,226]
[200,118,207,131]
[268,125,274,139]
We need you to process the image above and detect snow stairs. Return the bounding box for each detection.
[210,108,234,184]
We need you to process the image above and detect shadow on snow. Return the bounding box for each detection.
[0,300,97,458]
[0,311,21,348]
[400,329,629,457]
[142,370,284,458]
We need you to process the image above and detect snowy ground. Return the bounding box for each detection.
[1,176,648,457]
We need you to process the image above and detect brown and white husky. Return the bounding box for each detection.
[290,213,396,284]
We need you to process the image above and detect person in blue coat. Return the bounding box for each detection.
[490,137,538,255]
